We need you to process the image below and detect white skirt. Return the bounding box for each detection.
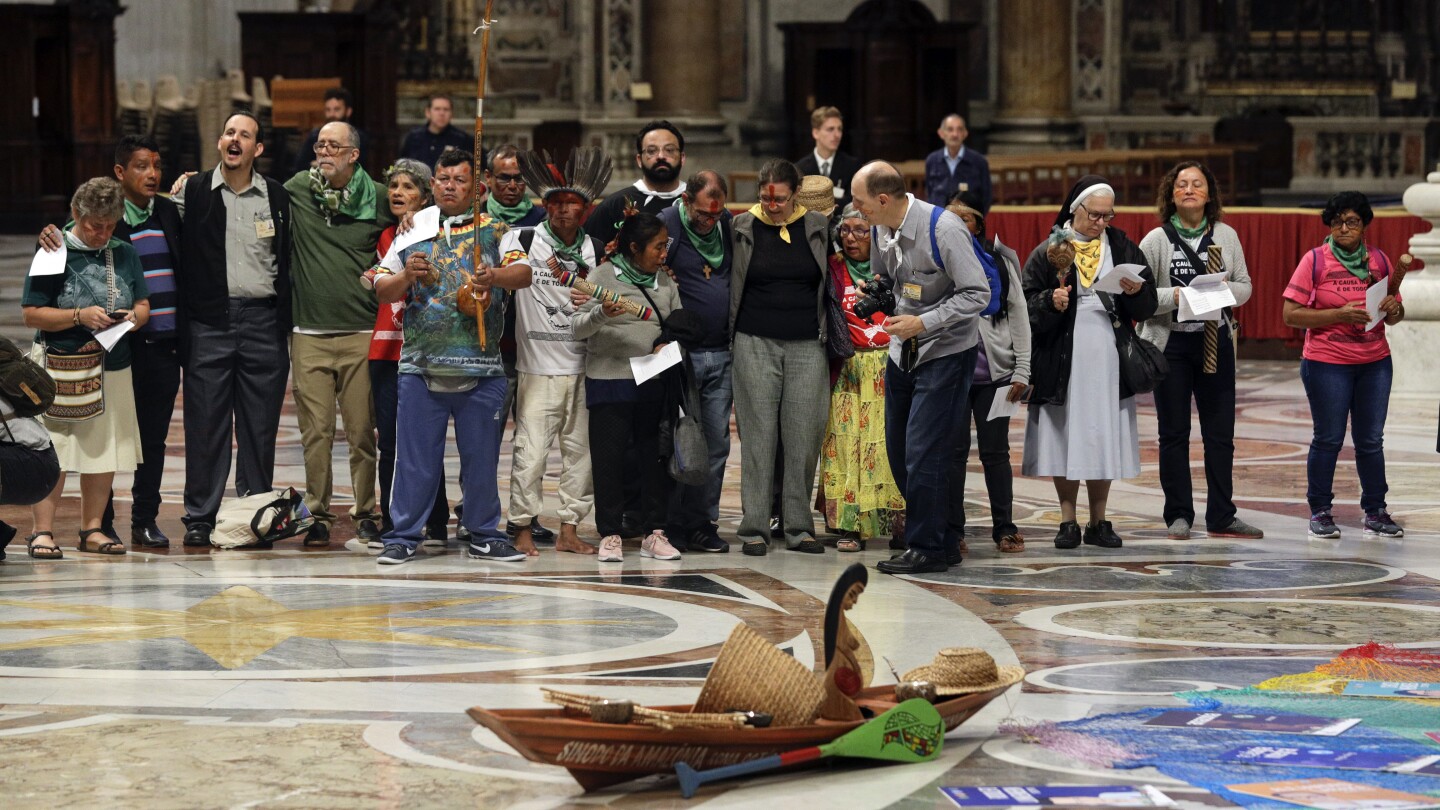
[45,366,142,474]
[1022,297,1140,481]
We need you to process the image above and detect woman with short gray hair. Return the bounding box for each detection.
[21,177,151,558]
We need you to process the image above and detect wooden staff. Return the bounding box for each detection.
[471,0,498,349]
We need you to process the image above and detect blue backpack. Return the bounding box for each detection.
[928,205,1001,317]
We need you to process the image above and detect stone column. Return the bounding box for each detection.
[989,0,1081,152]
[1392,166,1440,395]
[640,0,720,117]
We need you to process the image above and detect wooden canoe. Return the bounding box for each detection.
[467,683,1009,792]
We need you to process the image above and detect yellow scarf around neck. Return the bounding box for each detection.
[1070,237,1103,288]
[749,204,808,244]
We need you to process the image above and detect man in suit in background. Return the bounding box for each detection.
[795,106,861,209]
[924,113,992,213]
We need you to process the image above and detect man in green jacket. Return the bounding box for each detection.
[285,121,394,546]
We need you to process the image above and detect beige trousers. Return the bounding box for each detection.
[291,332,378,524]
[508,371,592,525]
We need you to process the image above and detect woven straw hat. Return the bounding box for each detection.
[901,648,1025,696]
[796,174,837,216]
[695,623,824,726]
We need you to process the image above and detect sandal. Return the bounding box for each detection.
[996,533,1025,554]
[77,528,127,555]
[26,532,63,560]
[837,535,865,553]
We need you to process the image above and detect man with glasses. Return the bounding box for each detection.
[584,120,687,245]
[658,170,735,552]
[293,87,367,175]
[284,120,394,546]
[485,145,544,228]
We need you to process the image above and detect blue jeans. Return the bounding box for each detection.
[1300,356,1392,515]
[671,349,733,531]
[885,347,977,557]
[383,374,507,550]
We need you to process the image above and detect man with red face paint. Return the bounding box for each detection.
[658,171,734,553]
[489,149,613,558]
[584,121,687,246]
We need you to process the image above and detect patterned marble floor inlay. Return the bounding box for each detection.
[0,326,1437,808]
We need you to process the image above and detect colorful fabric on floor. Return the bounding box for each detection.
[1254,642,1440,700]
[819,348,904,539]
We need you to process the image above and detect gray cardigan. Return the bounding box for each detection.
[1137,221,1253,352]
[728,209,831,343]
[571,261,681,381]
[976,241,1032,386]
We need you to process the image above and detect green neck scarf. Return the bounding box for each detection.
[542,221,589,272]
[677,200,726,270]
[843,255,873,286]
[1169,213,1208,240]
[611,253,658,290]
[308,165,377,226]
[123,197,154,228]
[486,194,535,225]
[1327,236,1370,281]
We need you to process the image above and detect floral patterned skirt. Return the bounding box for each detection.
[820,348,904,539]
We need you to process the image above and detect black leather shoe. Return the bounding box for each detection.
[355,519,381,546]
[1083,520,1123,548]
[876,549,948,575]
[132,523,170,548]
[945,547,962,566]
[619,513,645,539]
[1053,521,1081,549]
[531,521,555,543]
[304,522,331,547]
[183,524,212,547]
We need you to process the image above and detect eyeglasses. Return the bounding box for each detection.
[1078,203,1116,223]
[640,145,681,158]
[313,141,356,154]
[1332,217,1364,231]
[492,172,524,186]
[837,226,870,238]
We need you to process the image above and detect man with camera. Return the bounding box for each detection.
[850,162,992,574]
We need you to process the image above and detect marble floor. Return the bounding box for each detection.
[2,237,1439,808]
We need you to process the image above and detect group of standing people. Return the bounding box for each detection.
[10,102,1408,563]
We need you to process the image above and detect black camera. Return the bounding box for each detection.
[853,275,897,320]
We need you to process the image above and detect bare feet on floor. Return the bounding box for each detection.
[557,523,596,555]
[512,526,540,557]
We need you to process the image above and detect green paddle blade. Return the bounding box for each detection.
[820,698,945,763]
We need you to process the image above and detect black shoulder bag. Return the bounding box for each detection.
[1097,290,1168,395]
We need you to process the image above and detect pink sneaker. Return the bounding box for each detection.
[641,531,681,560]
[598,535,623,563]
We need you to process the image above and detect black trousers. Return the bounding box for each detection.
[182,301,289,526]
[370,359,450,535]
[0,443,60,506]
[589,393,669,538]
[102,335,181,528]
[1154,327,1236,530]
[948,380,1018,542]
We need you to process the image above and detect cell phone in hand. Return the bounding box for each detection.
[106,310,129,321]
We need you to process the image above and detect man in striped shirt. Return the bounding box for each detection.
[109,135,183,547]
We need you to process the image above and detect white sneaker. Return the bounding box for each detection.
[598,535,623,563]
[641,531,681,560]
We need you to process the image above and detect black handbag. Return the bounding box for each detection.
[1098,291,1168,394]
[823,268,856,360]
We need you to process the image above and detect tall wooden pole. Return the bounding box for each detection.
[471,0,497,349]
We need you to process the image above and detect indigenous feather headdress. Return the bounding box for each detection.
[516,147,613,204]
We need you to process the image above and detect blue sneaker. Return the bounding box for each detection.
[467,538,527,561]
[1363,511,1404,538]
[377,543,416,565]
[1308,511,1340,540]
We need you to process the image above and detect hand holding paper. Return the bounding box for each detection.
[29,245,66,277]
[92,319,136,352]
[1364,280,1388,331]
[630,341,682,384]
[1090,263,1145,294]
[1177,274,1236,321]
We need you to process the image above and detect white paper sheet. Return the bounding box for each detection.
[92,319,136,352]
[629,341,682,384]
[28,245,66,277]
[1178,275,1235,321]
[986,391,1021,421]
[1365,280,1388,331]
[389,206,441,254]
[1089,262,1145,294]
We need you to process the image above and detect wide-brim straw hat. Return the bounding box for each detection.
[695,623,824,727]
[901,647,1025,696]
[796,174,837,216]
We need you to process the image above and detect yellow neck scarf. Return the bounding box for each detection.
[1070,237,1103,288]
[749,204,809,244]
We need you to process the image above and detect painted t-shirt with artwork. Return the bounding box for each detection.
[1282,242,1398,365]
[376,214,506,378]
[498,226,599,376]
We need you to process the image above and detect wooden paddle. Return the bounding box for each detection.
[674,698,944,799]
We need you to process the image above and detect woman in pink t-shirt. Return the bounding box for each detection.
[1281,191,1406,540]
